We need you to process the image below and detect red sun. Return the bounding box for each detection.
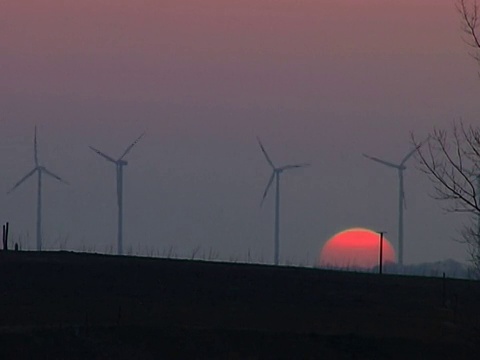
[319,228,396,269]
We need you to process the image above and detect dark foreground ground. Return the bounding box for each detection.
[0,251,479,359]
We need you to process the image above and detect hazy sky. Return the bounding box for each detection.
[1,0,479,265]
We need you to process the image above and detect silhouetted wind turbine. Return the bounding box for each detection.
[363,143,423,266]
[89,133,145,255]
[8,126,68,251]
[257,137,309,266]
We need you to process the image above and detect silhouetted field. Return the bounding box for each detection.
[0,251,479,359]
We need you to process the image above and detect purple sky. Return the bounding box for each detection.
[0,0,479,265]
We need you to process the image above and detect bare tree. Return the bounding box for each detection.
[412,122,480,273]
[413,1,480,273]
[457,0,480,67]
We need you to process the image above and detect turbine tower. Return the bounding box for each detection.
[89,133,144,255]
[363,144,423,266]
[8,126,68,251]
[257,138,309,266]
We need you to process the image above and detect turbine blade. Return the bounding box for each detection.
[119,132,145,160]
[280,163,310,171]
[89,146,116,163]
[261,172,275,207]
[7,168,37,194]
[400,137,429,166]
[42,168,69,185]
[400,145,421,166]
[257,137,275,169]
[363,154,400,169]
[34,126,39,166]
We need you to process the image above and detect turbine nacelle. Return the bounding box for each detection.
[278,163,310,173]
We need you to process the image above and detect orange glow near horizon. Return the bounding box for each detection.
[319,228,396,269]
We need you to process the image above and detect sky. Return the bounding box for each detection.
[0,0,479,265]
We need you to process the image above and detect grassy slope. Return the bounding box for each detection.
[0,251,479,359]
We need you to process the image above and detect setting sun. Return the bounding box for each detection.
[319,228,396,269]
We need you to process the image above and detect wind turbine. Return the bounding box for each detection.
[363,143,423,266]
[89,133,145,255]
[257,137,309,266]
[8,126,68,251]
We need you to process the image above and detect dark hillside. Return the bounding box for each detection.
[0,251,479,359]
